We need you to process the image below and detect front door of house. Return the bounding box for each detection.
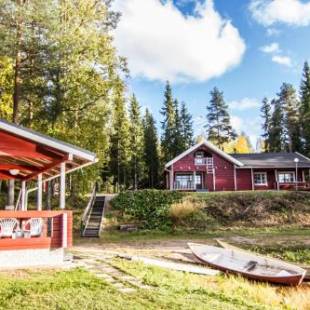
[195,173,203,190]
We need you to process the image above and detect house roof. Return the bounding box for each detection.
[165,140,244,168]
[0,119,97,180]
[230,152,310,168]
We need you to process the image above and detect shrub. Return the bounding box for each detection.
[110,190,184,230]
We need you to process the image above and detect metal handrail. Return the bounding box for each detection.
[81,185,96,236]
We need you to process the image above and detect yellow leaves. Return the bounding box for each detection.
[224,135,253,154]
[0,56,13,120]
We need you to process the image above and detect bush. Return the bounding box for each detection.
[110,190,184,230]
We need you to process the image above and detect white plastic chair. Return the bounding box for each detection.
[0,218,19,238]
[23,218,43,237]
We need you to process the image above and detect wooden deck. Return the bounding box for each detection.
[0,210,72,251]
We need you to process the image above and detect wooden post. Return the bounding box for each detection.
[62,212,68,248]
[275,169,279,190]
[193,171,196,190]
[233,166,237,191]
[60,162,66,209]
[37,173,42,211]
[21,180,26,211]
[251,168,254,191]
[169,166,174,190]
[212,168,216,191]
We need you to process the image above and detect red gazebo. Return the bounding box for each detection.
[0,119,97,268]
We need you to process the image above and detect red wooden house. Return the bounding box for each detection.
[0,119,97,268]
[165,140,310,191]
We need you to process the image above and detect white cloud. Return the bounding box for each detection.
[229,98,260,110]
[249,0,310,27]
[231,115,261,147]
[272,55,292,66]
[266,27,280,36]
[260,42,280,53]
[113,0,246,82]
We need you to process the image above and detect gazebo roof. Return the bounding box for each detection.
[0,119,97,181]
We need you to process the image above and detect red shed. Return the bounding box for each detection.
[165,140,310,192]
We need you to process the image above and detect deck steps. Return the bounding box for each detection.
[82,196,105,238]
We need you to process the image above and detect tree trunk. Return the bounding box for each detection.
[12,0,24,124]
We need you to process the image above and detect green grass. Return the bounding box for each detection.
[0,263,308,310]
[90,226,310,243]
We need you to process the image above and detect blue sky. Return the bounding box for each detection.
[113,0,310,148]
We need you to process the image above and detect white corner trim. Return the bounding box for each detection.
[165,140,244,168]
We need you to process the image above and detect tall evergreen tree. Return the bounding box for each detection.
[143,109,160,188]
[180,101,194,149]
[161,81,177,162]
[278,83,301,152]
[269,99,285,152]
[205,87,235,149]
[128,94,144,190]
[108,81,130,191]
[300,61,310,154]
[260,97,272,152]
[173,99,184,155]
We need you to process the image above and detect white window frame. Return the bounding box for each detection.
[254,172,268,186]
[277,171,295,183]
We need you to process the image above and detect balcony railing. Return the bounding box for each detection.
[194,157,213,165]
[174,181,195,190]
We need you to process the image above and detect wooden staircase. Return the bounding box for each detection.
[82,188,105,237]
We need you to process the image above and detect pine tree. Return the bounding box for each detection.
[173,99,184,155]
[108,81,130,191]
[161,81,177,162]
[269,99,285,152]
[260,97,272,152]
[180,101,194,149]
[300,61,310,154]
[128,94,144,190]
[143,109,160,188]
[205,87,235,149]
[278,83,301,152]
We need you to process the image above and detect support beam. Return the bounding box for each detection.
[37,173,43,211]
[212,168,216,191]
[21,181,26,210]
[169,166,174,190]
[275,169,279,190]
[251,168,254,191]
[60,162,66,209]
[233,166,237,191]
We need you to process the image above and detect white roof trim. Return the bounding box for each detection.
[295,152,310,162]
[0,119,97,162]
[165,140,244,168]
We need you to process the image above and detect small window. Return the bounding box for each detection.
[195,151,204,158]
[254,172,267,185]
[278,172,295,183]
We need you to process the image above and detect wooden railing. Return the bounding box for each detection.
[174,182,195,190]
[0,210,72,250]
[81,185,96,235]
[276,182,310,190]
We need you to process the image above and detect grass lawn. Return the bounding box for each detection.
[0,260,308,310]
[0,227,309,309]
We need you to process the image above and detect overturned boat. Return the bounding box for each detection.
[188,243,306,286]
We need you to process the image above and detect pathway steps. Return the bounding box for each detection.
[74,253,152,294]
